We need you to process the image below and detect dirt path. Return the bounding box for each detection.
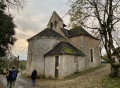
[0,81,3,88]
[37,64,110,88]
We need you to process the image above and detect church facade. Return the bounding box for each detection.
[26,11,100,78]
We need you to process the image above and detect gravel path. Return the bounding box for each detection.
[37,64,110,88]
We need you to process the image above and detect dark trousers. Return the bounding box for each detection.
[32,78,36,84]
[9,80,15,88]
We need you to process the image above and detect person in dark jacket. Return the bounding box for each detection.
[31,69,37,86]
[8,65,18,88]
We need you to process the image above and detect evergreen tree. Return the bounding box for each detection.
[0,2,16,57]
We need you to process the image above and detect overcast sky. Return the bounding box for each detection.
[12,0,70,60]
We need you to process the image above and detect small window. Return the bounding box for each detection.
[90,49,93,62]
[50,22,53,29]
[54,20,57,28]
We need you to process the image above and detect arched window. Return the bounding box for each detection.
[50,22,53,29]
[54,20,57,28]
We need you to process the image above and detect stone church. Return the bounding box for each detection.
[26,11,100,78]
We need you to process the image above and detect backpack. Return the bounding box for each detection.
[6,72,9,78]
[11,70,17,80]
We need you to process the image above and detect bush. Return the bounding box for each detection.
[0,68,3,75]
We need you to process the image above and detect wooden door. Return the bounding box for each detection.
[55,56,59,78]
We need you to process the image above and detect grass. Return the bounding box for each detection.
[102,75,120,88]
[64,64,105,80]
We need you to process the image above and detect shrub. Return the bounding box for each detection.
[0,68,3,75]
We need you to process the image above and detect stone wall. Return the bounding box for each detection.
[26,37,65,76]
[68,35,100,69]
[44,56,55,78]
[59,55,85,78]
[84,36,100,68]
[44,55,85,78]
[77,56,86,71]
[68,36,85,53]
[59,55,76,77]
[26,39,36,75]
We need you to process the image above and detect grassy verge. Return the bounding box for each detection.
[102,75,120,88]
[64,64,105,80]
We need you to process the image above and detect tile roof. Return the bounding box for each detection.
[27,28,66,41]
[61,26,99,40]
[44,42,85,56]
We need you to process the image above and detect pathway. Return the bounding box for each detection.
[0,73,39,88]
[37,64,111,88]
[0,64,111,88]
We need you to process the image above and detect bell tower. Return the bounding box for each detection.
[47,11,64,32]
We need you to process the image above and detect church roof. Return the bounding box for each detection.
[27,28,66,41]
[61,26,99,40]
[44,42,85,56]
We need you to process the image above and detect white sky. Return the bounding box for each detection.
[11,0,70,60]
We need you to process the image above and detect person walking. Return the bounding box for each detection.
[31,69,37,86]
[8,65,18,88]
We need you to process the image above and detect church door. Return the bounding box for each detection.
[55,56,59,78]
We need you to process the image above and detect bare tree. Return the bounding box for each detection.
[0,0,24,11]
[69,0,120,77]
[113,30,120,47]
